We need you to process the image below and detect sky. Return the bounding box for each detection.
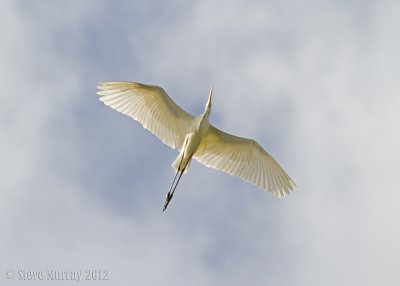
[1,0,399,285]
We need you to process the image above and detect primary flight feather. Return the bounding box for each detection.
[97,81,296,210]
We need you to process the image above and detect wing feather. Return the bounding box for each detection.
[97,81,194,149]
[194,125,295,197]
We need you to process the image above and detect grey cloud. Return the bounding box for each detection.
[1,0,399,285]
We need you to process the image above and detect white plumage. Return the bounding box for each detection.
[97,81,295,210]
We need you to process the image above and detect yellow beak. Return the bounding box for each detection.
[208,85,213,104]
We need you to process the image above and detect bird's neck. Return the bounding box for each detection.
[196,108,209,129]
[202,107,211,120]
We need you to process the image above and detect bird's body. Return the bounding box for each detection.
[97,81,295,211]
[171,91,211,174]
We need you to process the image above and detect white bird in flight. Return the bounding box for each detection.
[97,81,295,211]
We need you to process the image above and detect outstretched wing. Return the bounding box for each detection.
[97,81,194,150]
[194,125,295,197]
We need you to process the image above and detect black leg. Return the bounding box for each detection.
[162,152,193,212]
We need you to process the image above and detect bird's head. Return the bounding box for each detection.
[204,85,213,112]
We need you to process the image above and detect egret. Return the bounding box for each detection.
[97,82,295,211]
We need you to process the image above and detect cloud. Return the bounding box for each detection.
[1,0,399,285]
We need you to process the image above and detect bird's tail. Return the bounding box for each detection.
[171,155,190,174]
